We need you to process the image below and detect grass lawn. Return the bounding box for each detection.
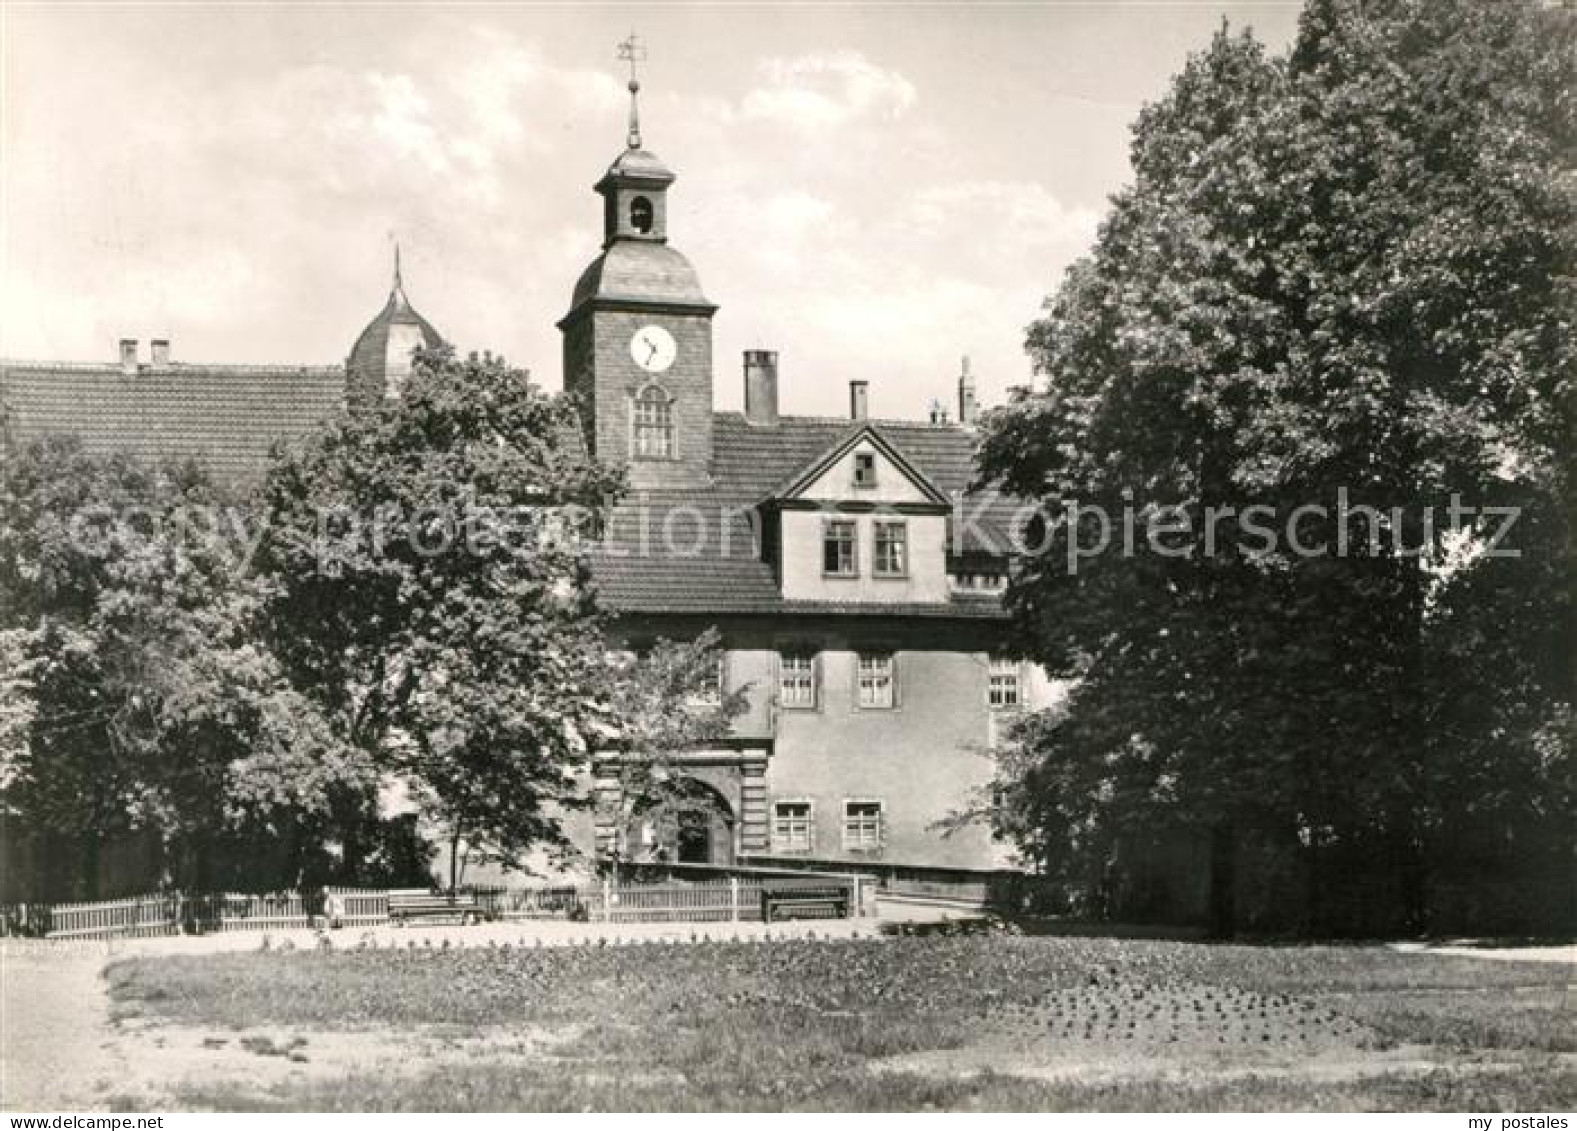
[106,933,1576,1111]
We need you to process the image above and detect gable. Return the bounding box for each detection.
[770,425,950,508]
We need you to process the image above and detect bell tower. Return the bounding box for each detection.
[559,35,717,490]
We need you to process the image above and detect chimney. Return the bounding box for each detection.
[119,339,139,375]
[958,355,978,427]
[849,379,869,421]
[150,338,170,367]
[743,350,779,426]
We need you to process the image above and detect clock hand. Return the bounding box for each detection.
[645,339,659,363]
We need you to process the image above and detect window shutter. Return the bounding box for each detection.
[891,652,902,708]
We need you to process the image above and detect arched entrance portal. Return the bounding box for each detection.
[625,777,736,865]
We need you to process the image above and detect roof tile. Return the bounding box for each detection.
[0,367,1016,619]
[590,412,1016,618]
[1,360,344,487]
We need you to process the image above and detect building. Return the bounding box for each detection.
[0,262,440,488]
[1,73,1050,894]
[550,76,1046,883]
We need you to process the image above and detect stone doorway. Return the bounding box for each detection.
[626,777,736,865]
[676,808,713,863]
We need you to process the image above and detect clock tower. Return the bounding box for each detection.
[559,39,717,490]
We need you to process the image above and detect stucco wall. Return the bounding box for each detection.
[611,613,1041,873]
[778,510,950,603]
[724,647,777,740]
[766,646,1002,870]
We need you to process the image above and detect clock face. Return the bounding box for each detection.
[630,325,677,373]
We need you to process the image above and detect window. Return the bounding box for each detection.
[857,652,896,709]
[823,520,857,576]
[988,658,1022,709]
[779,652,818,709]
[633,386,673,459]
[772,801,813,852]
[844,801,883,850]
[874,521,907,577]
[694,653,727,706]
[853,451,877,488]
[630,195,654,234]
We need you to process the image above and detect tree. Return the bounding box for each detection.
[595,630,749,871]
[0,437,358,898]
[254,349,634,889]
[979,0,1574,935]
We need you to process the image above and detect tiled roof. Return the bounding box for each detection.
[589,412,1017,619]
[769,422,951,505]
[0,362,1016,619]
[0,359,345,486]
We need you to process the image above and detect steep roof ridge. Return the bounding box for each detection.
[766,421,953,505]
[712,408,973,433]
[1,359,344,375]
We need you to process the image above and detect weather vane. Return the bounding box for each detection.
[387,230,404,293]
[617,32,647,149]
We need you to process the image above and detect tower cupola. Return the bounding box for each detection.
[596,148,675,246]
[347,247,444,409]
[559,35,718,491]
[594,39,676,247]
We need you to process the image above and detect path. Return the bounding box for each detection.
[1,942,126,1110]
[1388,941,1576,967]
[0,911,897,1111]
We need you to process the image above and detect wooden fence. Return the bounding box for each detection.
[15,886,387,940]
[38,893,182,940]
[469,873,860,924]
[4,872,863,940]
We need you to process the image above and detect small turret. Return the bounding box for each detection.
[347,246,444,409]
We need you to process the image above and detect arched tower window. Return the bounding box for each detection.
[633,385,673,458]
[629,196,654,234]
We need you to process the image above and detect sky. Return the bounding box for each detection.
[2,2,1301,420]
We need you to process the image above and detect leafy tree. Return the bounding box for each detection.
[595,630,749,871]
[0,437,357,897]
[254,349,642,889]
[979,0,1574,935]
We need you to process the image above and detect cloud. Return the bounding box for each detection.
[909,181,1100,253]
[4,15,1096,419]
[738,50,917,130]
[365,73,450,172]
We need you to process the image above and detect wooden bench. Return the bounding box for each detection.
[760,885,850,924]
[387,889,487,926]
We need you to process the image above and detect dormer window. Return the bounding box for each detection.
[874,521,907,577]
[853,451,877,489]
[630,196,654,234]
[823,520,858,577]
[633,385,673,459]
